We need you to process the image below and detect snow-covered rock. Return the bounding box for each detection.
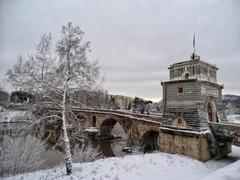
[83,127,99,134]
[122,147,133,153]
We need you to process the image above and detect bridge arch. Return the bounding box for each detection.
[99,117,128,138]
[140,130,159,153]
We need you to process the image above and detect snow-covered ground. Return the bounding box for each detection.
[227,114,240,124]
[0,105,33,122]
[203,160,240,180]
[5,146,240,180]
[1,106,240,179]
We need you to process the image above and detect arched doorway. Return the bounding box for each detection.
[92,116,96,127]
[140,131,159,153]
[207,101,218,122]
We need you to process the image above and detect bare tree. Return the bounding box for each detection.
[6,22,100,175]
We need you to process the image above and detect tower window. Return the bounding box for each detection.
[172,117,187,127]
[177,118,182,124]
[178,87,183,94]
[185,73,190,79]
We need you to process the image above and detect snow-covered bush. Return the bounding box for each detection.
[0,135,47,177]
[72,145,102,163]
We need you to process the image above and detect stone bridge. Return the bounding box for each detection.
[72,109,162,145]
[2,107,240,161]
[39,107,163,150]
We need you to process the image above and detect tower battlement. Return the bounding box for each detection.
[168,53,218,84]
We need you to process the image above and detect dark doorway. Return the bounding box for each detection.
[92,116,96,127]
[140,131,159,153]
[207,101,218,122]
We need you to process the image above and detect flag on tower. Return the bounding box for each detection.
[193,33,195,51]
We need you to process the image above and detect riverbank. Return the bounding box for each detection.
[5,146,240,180]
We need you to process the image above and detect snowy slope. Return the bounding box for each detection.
[5,147,240,180]
[202,160,240,180]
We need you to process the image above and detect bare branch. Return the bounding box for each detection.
[32,115,63,125]
[43,95,62,108]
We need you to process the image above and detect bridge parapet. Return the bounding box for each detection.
[71,108,163,122]
[35,104,163,123]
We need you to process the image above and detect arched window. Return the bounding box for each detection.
[185,73,190,79]
[172,117,187,127]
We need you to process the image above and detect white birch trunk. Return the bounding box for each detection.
[62,80,72,175]
[6,23,100,175]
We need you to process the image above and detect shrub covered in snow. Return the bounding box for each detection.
[0,135,47,177]
[72,144,102,163]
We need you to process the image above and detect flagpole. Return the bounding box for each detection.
[193,33,196,54]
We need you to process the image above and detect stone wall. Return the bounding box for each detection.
[162,79,202,129]
[159,128,211,161]
[162,79,226,130]
[199,82,226,122]
[163,79,200,109]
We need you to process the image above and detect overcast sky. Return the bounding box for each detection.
[0,0,239,101]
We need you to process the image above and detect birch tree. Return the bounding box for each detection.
[6,22,100,175]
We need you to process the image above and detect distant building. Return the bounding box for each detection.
[71,90,110,109]
[71,90,133,110]
[114,95,133,110]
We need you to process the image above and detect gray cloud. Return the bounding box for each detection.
[0,0,240,101]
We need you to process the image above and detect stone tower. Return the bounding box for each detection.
[161,53,226,131]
